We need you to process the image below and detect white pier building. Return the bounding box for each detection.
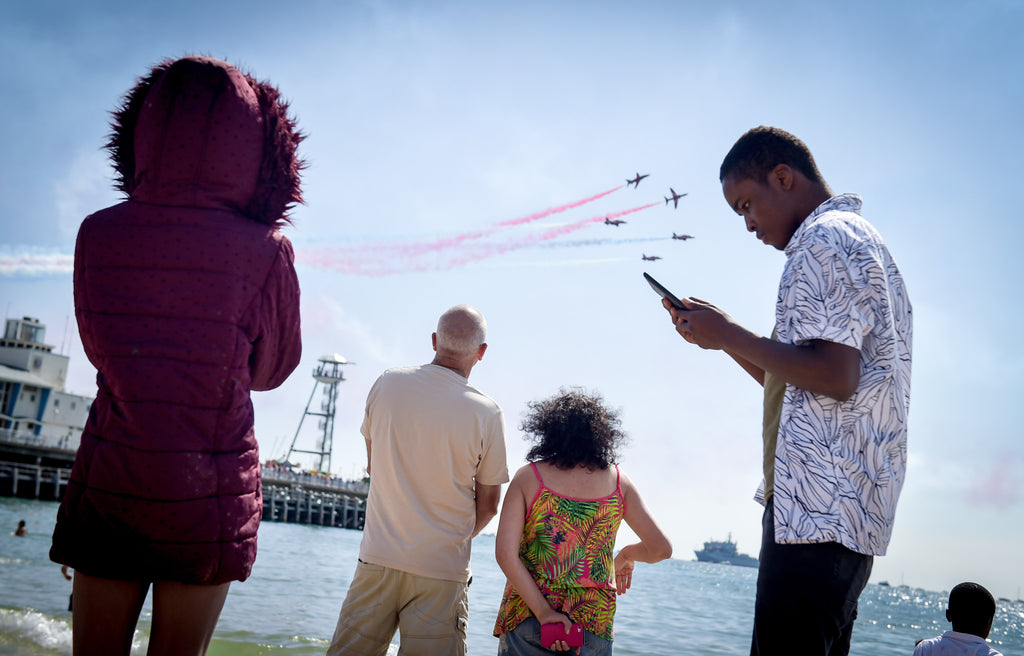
[0,316,92,451]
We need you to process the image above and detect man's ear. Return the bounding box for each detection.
[477,343,488,361]
[432,332,438,352]
[770,164,795,191]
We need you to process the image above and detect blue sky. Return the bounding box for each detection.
[2,1,1023,601]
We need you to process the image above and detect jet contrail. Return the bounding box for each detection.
[303,184,625,262]
[0,251,73,276]
[495,185,623,227]
[538,236,669,249]
[478,256,634,269]
[309,202,661,276]
[1,186,654,278]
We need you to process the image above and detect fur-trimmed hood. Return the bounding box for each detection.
[107,56,305,228]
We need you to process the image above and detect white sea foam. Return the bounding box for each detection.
[0,607,71,651]
[0,609,149,655]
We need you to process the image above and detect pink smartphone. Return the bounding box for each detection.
[541,622,584,648]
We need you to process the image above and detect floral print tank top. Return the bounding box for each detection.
[493,462,625,641]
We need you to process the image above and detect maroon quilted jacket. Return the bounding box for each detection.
[51,57,304,584]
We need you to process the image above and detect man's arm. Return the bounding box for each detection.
[364,438,371,476]
[724,349,765,386]
[472,483,501,537]
[664,298,860,401]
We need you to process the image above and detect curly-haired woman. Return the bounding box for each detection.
[494,389,671,655]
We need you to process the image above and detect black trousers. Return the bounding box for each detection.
[750,498,873,656]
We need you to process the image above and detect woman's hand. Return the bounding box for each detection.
[614,553,636,594]
[536,610,579,654]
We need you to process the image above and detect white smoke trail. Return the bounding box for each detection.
[0,249,73,276]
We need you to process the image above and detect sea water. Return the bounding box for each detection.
[1,497,1021,655]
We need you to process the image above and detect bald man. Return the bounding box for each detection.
[328,305,509,656]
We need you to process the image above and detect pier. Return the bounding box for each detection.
[262,351,367,529]
[1,315,366,530]
[261,468,366,529]
[0,438,368,528]
[0,460,70,500]
[0,436,74,500]
[1,440,367,532]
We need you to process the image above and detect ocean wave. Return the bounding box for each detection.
[0,607,71,654]
[0,608,152,656]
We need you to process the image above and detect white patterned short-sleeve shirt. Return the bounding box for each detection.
[767,193,912,556]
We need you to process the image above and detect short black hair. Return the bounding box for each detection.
[720,126,826,186]
[521,388,627,471]
[947,582,997,637]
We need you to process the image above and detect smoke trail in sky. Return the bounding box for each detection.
[538,236,669,249]
[478,256,634,269]
[310,202,661,276]
[495,185,623,227]
[309,184,625,262]
[966,455,1022,508]
[0,187,655,278]
[0,250,73,276]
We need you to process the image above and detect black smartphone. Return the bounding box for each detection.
[643,272,686,310]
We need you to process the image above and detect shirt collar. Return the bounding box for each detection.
[785,193,863,255]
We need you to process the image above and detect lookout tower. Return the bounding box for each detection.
[285,353,352,473]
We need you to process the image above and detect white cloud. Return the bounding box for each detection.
[54,148,117,243]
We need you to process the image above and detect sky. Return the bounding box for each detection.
[1,0,1023,602]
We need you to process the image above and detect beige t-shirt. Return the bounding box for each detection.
[358,364,509,582]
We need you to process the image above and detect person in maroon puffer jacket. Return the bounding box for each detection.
[50,56,304,656]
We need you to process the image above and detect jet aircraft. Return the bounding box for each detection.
[641,254,662,261]
[664,188,687,208]
[626,172,649,188]
[604,217,626,226]
[672,233,694,240]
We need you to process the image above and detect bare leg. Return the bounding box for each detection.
[72,572,149,656]
[147,580,231,656]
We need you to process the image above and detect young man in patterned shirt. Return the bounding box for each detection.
[661,126,913,655]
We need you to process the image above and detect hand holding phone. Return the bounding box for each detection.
[541,622,584,649]
[643,272,686,310]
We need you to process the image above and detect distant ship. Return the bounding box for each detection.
[694,533,758,568]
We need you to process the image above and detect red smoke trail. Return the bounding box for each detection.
[391,184,623,258]
[2,187,631,277]
[303,201,660,276]
[428,202,660,272]
[495,185,623,227]
[307,184,626,262]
